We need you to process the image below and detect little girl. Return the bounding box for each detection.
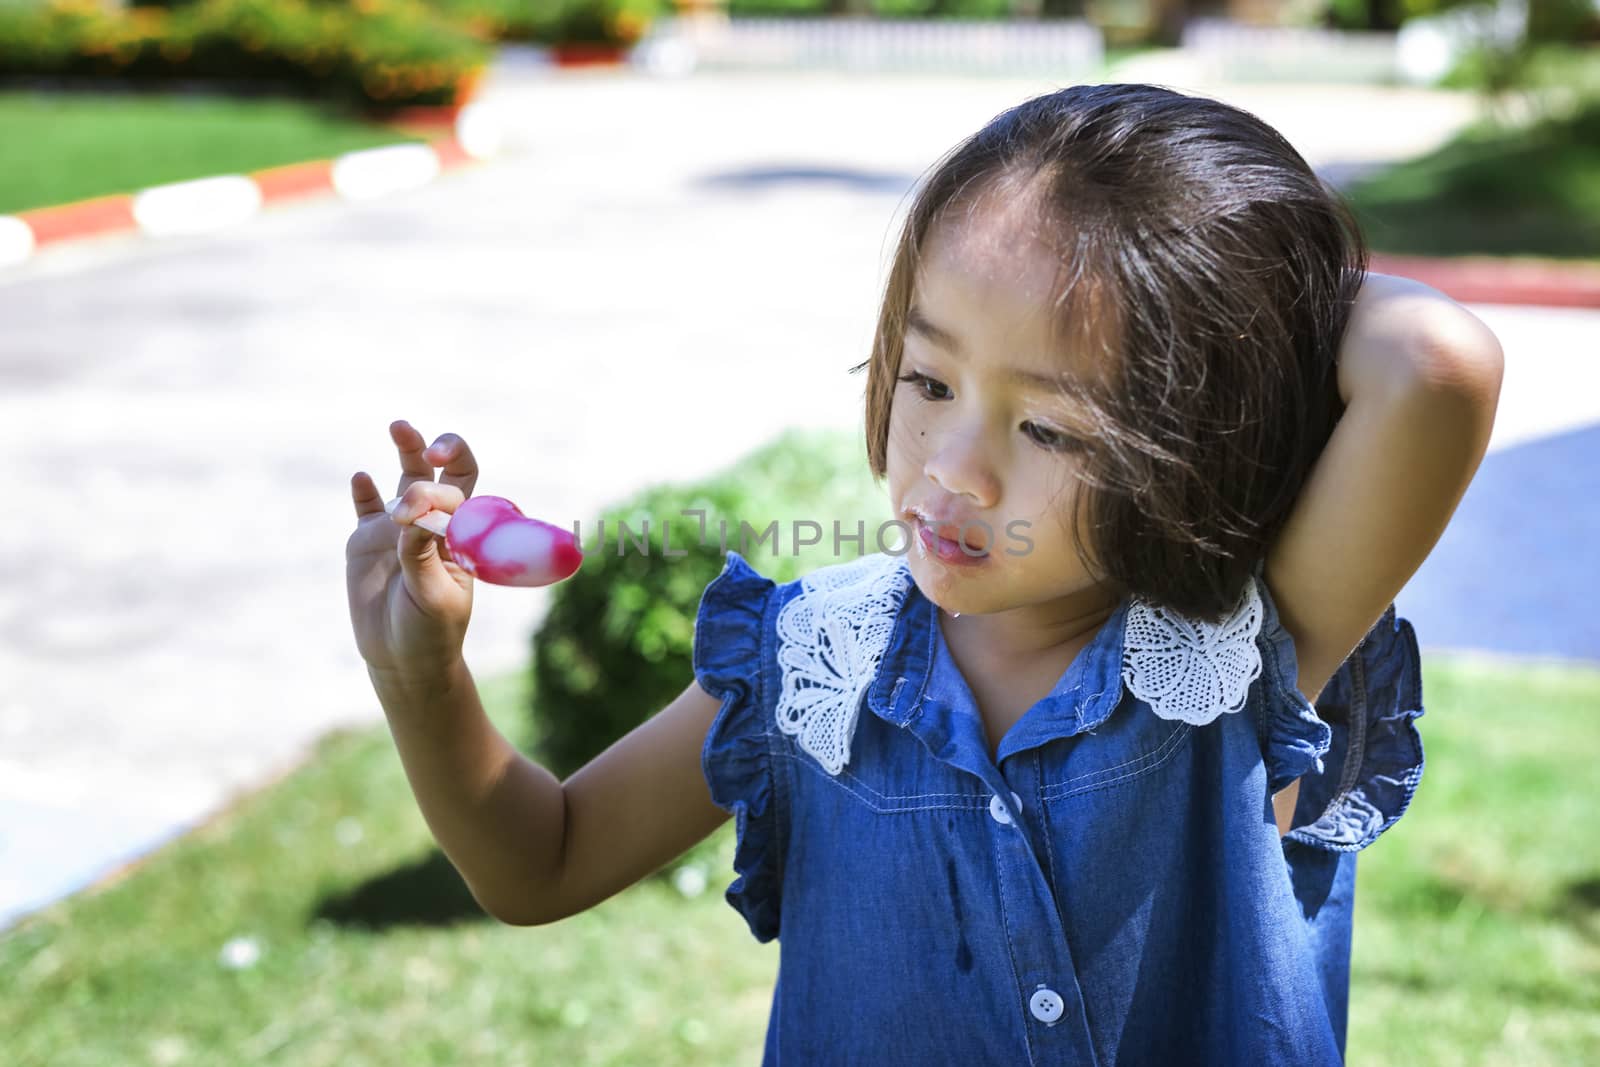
[346,83,1503,1065]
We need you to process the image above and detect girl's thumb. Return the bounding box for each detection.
[397,520,453,589]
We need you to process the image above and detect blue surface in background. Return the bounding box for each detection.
[1394,421,1599,662]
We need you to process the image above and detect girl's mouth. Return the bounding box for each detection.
[914,518,991,567]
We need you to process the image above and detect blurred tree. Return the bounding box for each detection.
[1395,0,1600,124]
[1522,0,1595,40]
[1392,0,1597,42]
[1148,0,1186,41]
[1324,0,1414,29]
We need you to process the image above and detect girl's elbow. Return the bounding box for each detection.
[1405,305,1505,408]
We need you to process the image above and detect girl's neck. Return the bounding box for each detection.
[938,586,1122,672]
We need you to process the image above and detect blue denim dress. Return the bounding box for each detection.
[693,549,1424,1066]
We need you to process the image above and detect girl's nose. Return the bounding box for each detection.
[925,431,1000,509]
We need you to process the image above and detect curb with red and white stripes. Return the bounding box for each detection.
[2,96,1597,310]
[1366,252,1600,310]
[0,102,503,267]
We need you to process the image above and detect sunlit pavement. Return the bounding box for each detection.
[1,58,1595,932]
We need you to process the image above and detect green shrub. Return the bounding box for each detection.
[0,0,491,111]
[125,0,659,46]
[421,0,663,46]
[724,0,1030,17]
[547,0,661,45]
[525,427,893,786]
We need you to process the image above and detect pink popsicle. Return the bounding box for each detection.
[386,494,583,587]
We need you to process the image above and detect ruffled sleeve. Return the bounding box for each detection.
[1251,562,1428,852]
[1285,604,1427,852]
[1252,564,1335,797]
[693,550,785,942]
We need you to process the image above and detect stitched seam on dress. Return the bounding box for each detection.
[762,583,793,935]
[917,596,937,706]
[1252,618,1270,745]
[988,825,1040,1067]
[837,766,983,800]
[1257,575,1296,750]
[1033,749,1061,906]
[1056,718,1182,784]
[1041,791,1058,905]
[1337,651,1370,798]
[1073,683,1115,734]
[1044,722,1194,800]
[789,752,988,813]
[1043,716,1196,793]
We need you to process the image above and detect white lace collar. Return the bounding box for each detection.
[774,554,1264,775]
[1119,580,1264,725]
[774,552,914,776]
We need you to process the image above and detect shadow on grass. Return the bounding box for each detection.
[312,849,491,931]
[1549,873,1600,946]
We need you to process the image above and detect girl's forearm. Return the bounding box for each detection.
[369,660,567,926]
[1264,274,1504,704]
[1326,275,1504,535]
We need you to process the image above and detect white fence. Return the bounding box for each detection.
[636,16,1106,78]
[1179,17,1402,83]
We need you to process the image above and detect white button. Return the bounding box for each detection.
[1029,986,1065,1024]
[988,791,1023,825]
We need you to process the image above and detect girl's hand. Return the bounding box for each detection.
[345,420,480,684]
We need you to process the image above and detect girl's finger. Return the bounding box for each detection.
[390,480,467,525]
[391,419,437,500]
[425,433,480,501]
[351,471,386,518]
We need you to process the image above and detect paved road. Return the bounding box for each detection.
[1,60,1595,932]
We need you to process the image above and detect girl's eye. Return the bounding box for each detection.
[895,371,951,401]
[898,370,1082,453]
[1022,421,1082,453]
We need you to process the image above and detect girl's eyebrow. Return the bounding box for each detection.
[906,305,1073,391]
[906,305,967,354]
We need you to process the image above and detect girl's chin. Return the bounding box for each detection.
[907,557,1002,614]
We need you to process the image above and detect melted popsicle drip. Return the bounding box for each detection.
[443,495,583,587]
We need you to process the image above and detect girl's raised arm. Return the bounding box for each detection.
[1263,272,1505,705]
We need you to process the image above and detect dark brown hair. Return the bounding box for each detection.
[852,83,1369,623]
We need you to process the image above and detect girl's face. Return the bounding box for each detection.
[885,200,1109,619]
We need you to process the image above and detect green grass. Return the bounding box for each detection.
[0,668,773,1066]
[0,91,425,215]
[1346,656,1600,1065]
[3,656,1596,1064]
[1344,93,1600,261]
